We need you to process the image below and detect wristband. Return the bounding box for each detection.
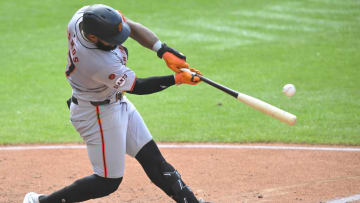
[152,40,162,52]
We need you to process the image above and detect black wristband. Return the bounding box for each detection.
[157,43,186,60]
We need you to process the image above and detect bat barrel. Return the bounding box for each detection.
[200,74,297,126]
[180,68,297,126]
[237,92,297,125]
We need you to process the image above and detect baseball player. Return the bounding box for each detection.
[23,4,210,203]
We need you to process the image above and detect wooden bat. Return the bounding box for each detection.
[181,69,297,125]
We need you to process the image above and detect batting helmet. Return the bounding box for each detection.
[82,4,131,45]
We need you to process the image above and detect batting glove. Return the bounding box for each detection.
[157,43,189,73]
[175,68,202,85]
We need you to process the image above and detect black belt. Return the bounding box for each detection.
[71,93,122,106]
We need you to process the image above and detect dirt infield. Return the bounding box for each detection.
[1,144,360,203]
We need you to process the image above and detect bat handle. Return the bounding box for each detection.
[180,68,238,97]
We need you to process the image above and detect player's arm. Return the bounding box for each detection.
[127,18,159,50]
[127,69,202,95]
[128,75,174,95]
[126,18,189,73]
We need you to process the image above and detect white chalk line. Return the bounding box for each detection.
[0,144,360,151]
[1,144,359,202]
[326,194,360,203]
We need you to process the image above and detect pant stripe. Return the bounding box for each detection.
[96,106,108,178]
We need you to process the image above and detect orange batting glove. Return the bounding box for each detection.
[157,43,189,73]
[175,68,202,85]
[163,52,189,73]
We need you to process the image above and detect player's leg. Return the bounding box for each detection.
[124,100,199,203]
[36,175,122,203]
[30,103,128,203]
[136,140,199,203]
[84,103,128,179]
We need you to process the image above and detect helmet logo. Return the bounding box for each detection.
[118,23,122,32]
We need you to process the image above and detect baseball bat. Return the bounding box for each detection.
[181,68,297,126]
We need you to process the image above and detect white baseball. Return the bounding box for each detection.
[283,84,296,97]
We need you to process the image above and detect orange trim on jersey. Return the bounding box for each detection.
[96,106,108,178]
[130,77,137,92]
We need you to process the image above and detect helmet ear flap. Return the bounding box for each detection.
[82,11,103,36]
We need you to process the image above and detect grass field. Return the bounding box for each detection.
[0,0,359,145]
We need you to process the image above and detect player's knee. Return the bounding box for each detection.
[87,174,122,197]
[102,178,122,196]
[136,140,199,202]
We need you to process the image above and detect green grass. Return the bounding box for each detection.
[0,0,359,145]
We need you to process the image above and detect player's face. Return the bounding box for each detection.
[96,39,117,51]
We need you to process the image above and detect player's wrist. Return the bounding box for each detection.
[152,40,162,52]
[156,43,186,61]
[174,74,181,85]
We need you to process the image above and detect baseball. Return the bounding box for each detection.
[283,84,296,97]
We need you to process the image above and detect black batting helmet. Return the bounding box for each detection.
[82,4,131,45]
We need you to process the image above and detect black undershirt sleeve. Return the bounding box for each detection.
[127,75,175,95]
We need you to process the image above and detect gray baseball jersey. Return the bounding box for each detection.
[66,6,152,178]
[66,6,135,102]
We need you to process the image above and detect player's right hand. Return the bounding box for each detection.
[175,68,202,85]
[157,43,189,73]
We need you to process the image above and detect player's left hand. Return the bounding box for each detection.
[157,43,189,73]
[175,68,202,85]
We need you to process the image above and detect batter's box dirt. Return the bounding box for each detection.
[0,144,359,202]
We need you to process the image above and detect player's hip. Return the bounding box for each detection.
[69,96,135,135]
